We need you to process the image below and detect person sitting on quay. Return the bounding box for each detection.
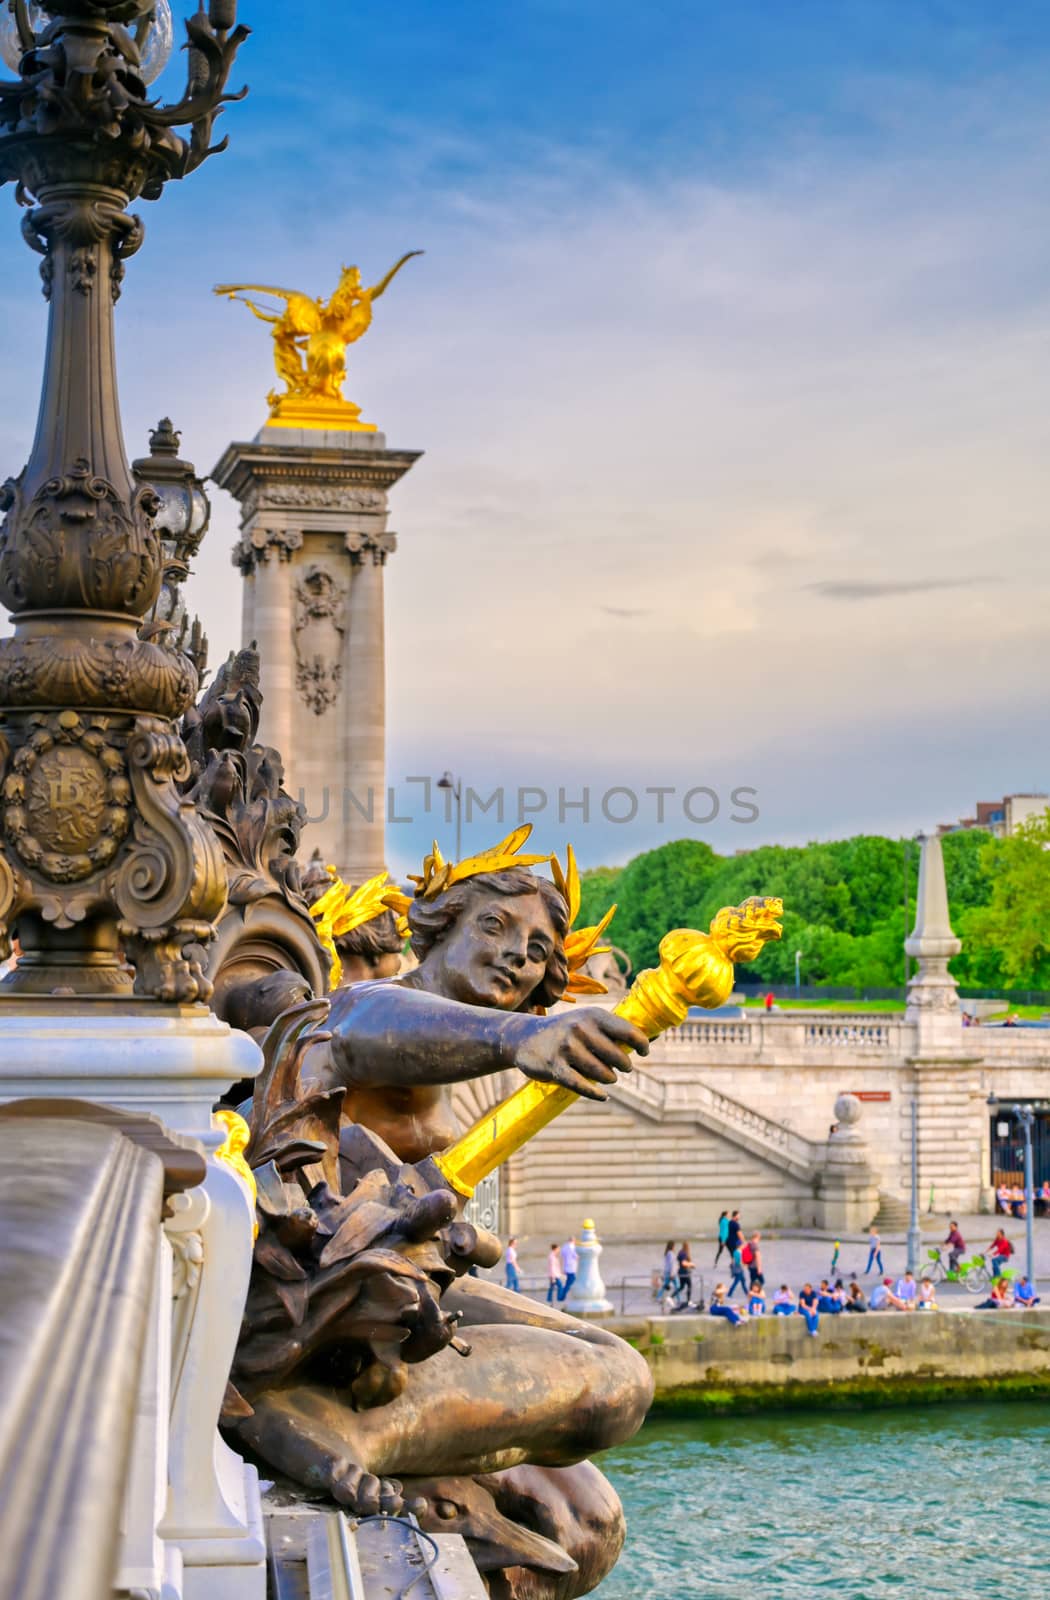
[1038,1181,1050,1217]
[916,1276,938,1311]
[996,1183,1013,1215]
[1015,1275,1041,1308]
[796,1283,820,1336]
[976,1276,1014,1311]
[710,1283,743,1327]
[844,1281,868,1313]
[816,1279,843,1314]
[772,1284,796,1316]
[893,1270,918,1309]
[944,1220,966,1273]
[547,1241,562,1304]
[748,1284,766,1317]
[1010,1186,1028,1219]
[989,1228,1015,1277]
[870,1277,907,1312]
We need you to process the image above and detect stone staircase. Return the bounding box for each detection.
[610,1071,823,1186]
[871,1191,911,1230]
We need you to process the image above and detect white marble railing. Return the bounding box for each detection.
[803,1017,895,1049]
[672,1020,755,1046]
[663,1012,912,1056]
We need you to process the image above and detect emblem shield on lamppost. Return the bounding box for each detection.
[0,1,249,999]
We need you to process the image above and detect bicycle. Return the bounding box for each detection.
[925,1247,990,1294]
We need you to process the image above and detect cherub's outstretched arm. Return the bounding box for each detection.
[368,251,424,300]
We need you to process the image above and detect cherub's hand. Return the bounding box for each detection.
[503,1007,649,1101]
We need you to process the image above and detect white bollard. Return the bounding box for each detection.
[565,1218,613,1314]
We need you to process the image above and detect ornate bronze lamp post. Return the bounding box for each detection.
[0,0,248,999]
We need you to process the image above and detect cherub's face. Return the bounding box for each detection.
[433,891,558,1010]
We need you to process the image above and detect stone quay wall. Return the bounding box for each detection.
[602,1308,1050,1413]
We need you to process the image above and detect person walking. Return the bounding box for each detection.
[714,1210,730,1266]
[660,1240,677,1301]
[864,1226,883,1276]
[546,1242,562,1304]
[727,1241,749,1299]
[558,1235,579,1301]
[746,1232,764,1289]
[504,1237,520,1293]
[676,1241,695,1307]
[829,1240,841,1278]
[725,1210,743,1257]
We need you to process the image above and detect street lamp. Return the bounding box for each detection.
[0,1,248,999]
[133,418,210,677]
[987,1093,1036,1289]
[907,1092,921,1276]
[437,770,462,859]
[794,949,802,1000]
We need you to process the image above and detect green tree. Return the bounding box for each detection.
[574,826,1012,992]
[955,811,1050,988]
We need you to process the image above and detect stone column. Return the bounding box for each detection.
[237,529,301,761]
[213,429,420,882]
[344,531,395,882]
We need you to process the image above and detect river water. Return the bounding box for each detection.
[596,1404,1049,1598]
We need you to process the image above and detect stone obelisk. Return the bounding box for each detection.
[212,257,423,883]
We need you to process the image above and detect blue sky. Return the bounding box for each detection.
[2,2,1050,874]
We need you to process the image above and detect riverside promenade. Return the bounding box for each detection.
[502,1214,1048,1315]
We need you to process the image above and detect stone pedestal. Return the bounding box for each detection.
[213,427,421,885]
[815,1094,880,1233]
[564,1220,613,1315]
[0,1001,264,1600]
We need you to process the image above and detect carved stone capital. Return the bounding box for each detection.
[345,527,397,565]
[232,526,304,573]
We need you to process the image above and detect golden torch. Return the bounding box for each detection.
[432,896,783,1198]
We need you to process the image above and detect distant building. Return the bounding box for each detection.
[938,792,1048,838]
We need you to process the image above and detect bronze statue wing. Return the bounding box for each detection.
[369,251,424,299]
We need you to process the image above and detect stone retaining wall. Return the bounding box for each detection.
[604,1308,1050,1413]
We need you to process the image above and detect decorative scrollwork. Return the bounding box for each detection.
[114,717,228,1003]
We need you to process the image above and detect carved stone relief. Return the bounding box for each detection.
[293,564,346,716]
